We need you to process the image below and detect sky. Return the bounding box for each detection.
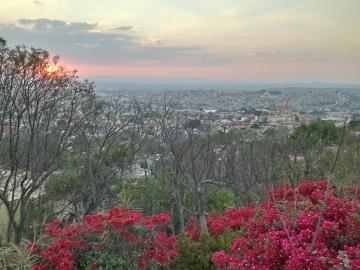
[1,0,360,84]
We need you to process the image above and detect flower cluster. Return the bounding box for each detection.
[209,181,360,270]
[31,181,359,270]
[31,208,177,270]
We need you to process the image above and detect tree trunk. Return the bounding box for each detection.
[175,192,185,232]
[6,215,15,243]
[199,190,208,233]
[15,203,28,244]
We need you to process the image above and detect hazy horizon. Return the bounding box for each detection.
[91,77,360,91]
[1,0,360,84]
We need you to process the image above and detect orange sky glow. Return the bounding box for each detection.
[1,0,359,83]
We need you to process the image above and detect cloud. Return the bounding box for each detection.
[0,18,219,66]
[18,18,97,32]
[1,18,346,71]
[112,26,133,32]
[33,0,43,5]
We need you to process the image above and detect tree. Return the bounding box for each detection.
[45,97,151,221]
[180,123,217,232]
[348,119,360,130]
[155,93,227,232]
[155,93,189,232]
[287,119,346,184]
[214,132,288,206]
[0,40,93,243]
[291,119,343,146]
[184,119,201,130]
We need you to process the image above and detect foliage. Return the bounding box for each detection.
[0,243,37,270]
[250,123,260,129]
[28,180,360,269]
[291,119,344,146]
[206,188,236,213]
[30,208,177,270]
[118,175,173,217]
[170,231,236,270]
[0,40,94,243]
[208,181,360,270]
[184,119,201,130]
[23,198,53,242]
[348,120,360,130]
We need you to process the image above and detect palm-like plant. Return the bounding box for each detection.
[0,242,38,270]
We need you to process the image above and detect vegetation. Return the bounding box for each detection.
[210,181,360,269]
[0,243,37,269]
[25,181,359,270]
[0,40,359,269]
[30,208,177,270]
[0,38,94,243]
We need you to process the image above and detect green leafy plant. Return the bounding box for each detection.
[170,231,237,270]
[0,243,38,270]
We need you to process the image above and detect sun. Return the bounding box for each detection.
[46,64,59,74]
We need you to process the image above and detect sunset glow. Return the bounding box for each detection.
[1,0,359,83]
[46,64,59,74]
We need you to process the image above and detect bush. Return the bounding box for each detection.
[170,231,236,270]
[30,180,360,270]
[30,208,177,270]
[0,243,37,270]
[210,181,360,269]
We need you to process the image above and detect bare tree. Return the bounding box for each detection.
[155,93,220,232]
[0,40,93,243]
[66,97,150,219]
[155,93,189,232]
[180,124,217,232]
[210,132,290,206]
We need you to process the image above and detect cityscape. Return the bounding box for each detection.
[99,87,360,134]
[1,0,360,269]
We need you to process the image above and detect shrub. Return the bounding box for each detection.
[0,243,37,270]
[170,231,237,270]
[210,181,360,270]
[30,180,360,270]
[30,208,177,270]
